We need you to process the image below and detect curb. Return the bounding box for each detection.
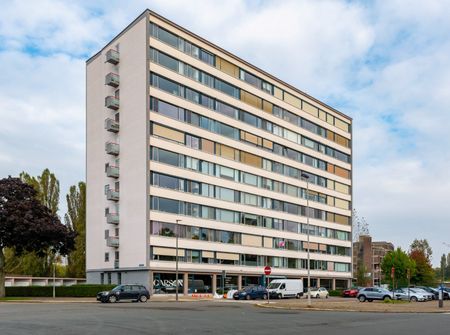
[255,303,450,314]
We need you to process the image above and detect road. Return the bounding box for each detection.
[0,300,448,335]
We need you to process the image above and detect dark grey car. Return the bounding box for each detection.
[97,284,150,303]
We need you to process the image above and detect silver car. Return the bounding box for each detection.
[357,287,393,302]
[394,288,431,302]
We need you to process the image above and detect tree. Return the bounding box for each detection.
[65,182,86,278]
[381,248,416,289]
[409,249,434,286]
[20,169,60,215]
[356,261,371,287]
[352,209,369,242]
[410,239,432,262]
[0,177,75,297]
[440,254,447,282]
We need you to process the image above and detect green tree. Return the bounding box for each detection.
[65,182,86,278]
[410,249,434,286]
[446,253,450,280]
[440,254,447,282]
[20,169,60,215]
[356,261,371,287]
[410,239,432,262]
[381,248,416,288]
[0,177,75,297]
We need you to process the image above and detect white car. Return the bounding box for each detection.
[394,288,431,302]
[310,287,329,299]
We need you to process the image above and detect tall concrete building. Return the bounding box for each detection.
[86,10,353,293]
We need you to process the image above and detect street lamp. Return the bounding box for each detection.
[175,219,181,302]
[301,173,311,307]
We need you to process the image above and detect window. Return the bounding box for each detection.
[217,209,236,223]
[217,166,236,180]
[199,49,215,66]
[334,263,350,272]
[201,139,215,154]
[216,187,236,202]
[215,79,240,98]
[242,214,258,226]
[105,253,109,262]
[153,75,180,96]
[155,26,179,48]
[242,172,258,186]
[185,88,200,104]
[152,124,184,143]
[217,144,237,160]
[158,51,179,72]
[242,193,258,206]
[216,123,238,139]
[154,197,179,214]
[217,101,238,118]
[156,148,180,166]
[240,91,262,109]
[240,69,261,88]
[153,173,181,190]
[186,157,200,171]
[186,135,200,149]
[240,152,261,168]
[155,99,182,120]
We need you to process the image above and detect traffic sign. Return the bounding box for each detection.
[264,266,272,275]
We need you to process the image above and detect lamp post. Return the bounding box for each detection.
[53,260,56,299]
[301,173,311,307]
[175,219,181,302]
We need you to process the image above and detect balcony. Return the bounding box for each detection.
[105,142,119,156]
[105,73,120,88]
[105,118,119,133]
[106,49,119,65]
[105,96,119,110]
[114,260,119,269]
[106,236,119,248]
[106,165,119,178]
[106,213,119,225]
[106,189,119,201]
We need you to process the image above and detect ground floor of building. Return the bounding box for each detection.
[87,269,351,294]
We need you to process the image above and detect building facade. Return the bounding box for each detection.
[86,10,353,293]
[353,235,394,286]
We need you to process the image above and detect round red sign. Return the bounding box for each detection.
[264,266,272,275]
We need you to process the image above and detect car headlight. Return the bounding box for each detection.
[242,292,247,295]
[102,291,109,295]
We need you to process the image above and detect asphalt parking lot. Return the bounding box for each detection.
[0,300,449,335]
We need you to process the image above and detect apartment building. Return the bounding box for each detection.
[86,10,353,293]
[353,235,394,286]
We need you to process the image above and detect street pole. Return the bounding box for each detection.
[53,261,56,299]
[302,173,311,307]
[175,219,181,302]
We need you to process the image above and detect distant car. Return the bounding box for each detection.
[440,287,450,300]
[343,288,359,298]
[97,284,150,303]
[393,288,430,302]
[410,288,433,300]
[416,286,438,300]
[310,287,329,299]
[357,287,393,302]
[233,286,268,300]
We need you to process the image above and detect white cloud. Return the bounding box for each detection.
[1,0,449,264]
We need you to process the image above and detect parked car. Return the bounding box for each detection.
[393,288,430,302]
[233,286,268,300]
[97,284,150,303]
[310,287,329,299]
[440,287,450,300]
[416,286,438,300]
[410,288,433,300]
[343,288,359,298]
[267,279,303,299]
[357,287,393,302]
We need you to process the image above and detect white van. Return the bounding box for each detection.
[267,279,303,299]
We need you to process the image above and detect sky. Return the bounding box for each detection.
[0,0,449,266]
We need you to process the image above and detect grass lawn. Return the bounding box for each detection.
[0,297,32,301]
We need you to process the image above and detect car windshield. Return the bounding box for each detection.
[268,283,281,289]
[111,285,123,292]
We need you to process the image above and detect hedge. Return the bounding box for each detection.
[6,284,116,297]
[328,289,343,297]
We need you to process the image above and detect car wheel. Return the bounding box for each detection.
[358,295,366,302]
[296,293,301,299]
[246,295,251,300]
[277,294,282,299]
[316,294,320,299]
[263,294,268,300]
[326,294,329,299]
[383,296,391,301]
[139,295,148,303]
[410,296,418,302]
[109,295,117,303]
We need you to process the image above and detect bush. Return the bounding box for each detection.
[329,289,343,297]
[6,284,116,297]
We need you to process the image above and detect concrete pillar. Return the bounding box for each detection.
[212,274,217,294]
[149,271,154,295]
[183,273,189,296]
[332,278,336,290]
[238,275,243,291]
[347,279,351,289]
[317,278,321,287]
